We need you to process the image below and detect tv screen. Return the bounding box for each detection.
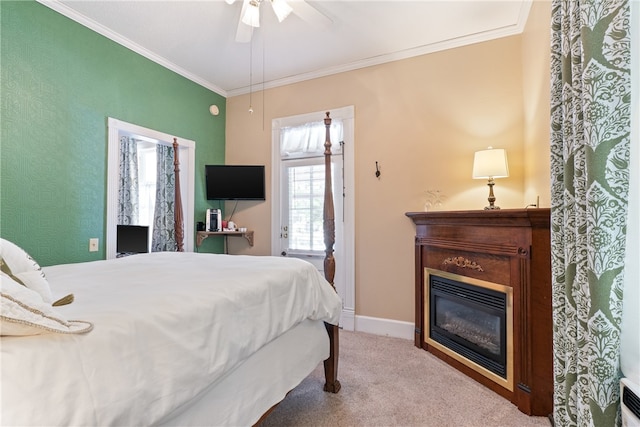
[205,165,265,200]
[117,225,150,254]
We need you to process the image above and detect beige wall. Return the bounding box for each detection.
[522,0,552,208]
[225,6,551,324]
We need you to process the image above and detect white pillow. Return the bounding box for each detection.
[0,238,53,304]
[0,272,93,336]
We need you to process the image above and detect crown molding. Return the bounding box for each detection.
[37,0,532,100]
[228,1,532,97]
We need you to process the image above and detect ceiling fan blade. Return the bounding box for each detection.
[235,0,254,43]
[288,0,332,28]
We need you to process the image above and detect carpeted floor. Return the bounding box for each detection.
[261,330,552,426]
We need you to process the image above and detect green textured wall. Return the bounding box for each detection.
[1,1,226,265]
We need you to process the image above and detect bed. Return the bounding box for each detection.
[0,113,342,426]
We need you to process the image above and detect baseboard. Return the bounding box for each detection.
[340,308,355,331]
[353,315,414,340]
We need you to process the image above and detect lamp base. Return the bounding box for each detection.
[484,178,500,210]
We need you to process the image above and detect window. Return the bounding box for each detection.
[136,142,157,228]
[288,163,325,251]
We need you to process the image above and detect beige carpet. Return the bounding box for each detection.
[261,330,551,427]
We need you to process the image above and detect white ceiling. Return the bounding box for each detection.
[41,0,532,97]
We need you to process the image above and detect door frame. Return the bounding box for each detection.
[271,106,355,330]
[106,118,195,259]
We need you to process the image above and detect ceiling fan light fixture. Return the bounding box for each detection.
[242,0,261,28]
[270,0,292,22]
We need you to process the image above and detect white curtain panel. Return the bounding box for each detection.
[280,120,343,159]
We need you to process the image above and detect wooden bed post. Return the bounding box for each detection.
[322,112,341,393]
[173,138,184,252]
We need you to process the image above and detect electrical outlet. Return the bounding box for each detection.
[89,238,99,252]
[526,196,541,209]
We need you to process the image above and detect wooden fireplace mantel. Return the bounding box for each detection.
[406,209,552,417]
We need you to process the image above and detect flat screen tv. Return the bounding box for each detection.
[205,165,265,200]
[117,225,149,254]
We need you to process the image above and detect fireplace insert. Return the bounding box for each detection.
[425,269,513,391]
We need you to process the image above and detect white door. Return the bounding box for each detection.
[280,156,344,281]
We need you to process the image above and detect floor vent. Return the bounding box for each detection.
[621,378,640,426]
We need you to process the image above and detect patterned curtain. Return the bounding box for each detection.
[550,1,631,426]
[151,144,176,252]
[118,136,139,225]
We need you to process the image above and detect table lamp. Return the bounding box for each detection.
[472,147,509,210]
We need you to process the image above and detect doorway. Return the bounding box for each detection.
[106,118,195,259]
[271,107,355,330]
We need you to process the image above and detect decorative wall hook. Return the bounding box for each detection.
[375,161,381,178]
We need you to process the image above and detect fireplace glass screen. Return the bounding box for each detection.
[429,274,508,378]
[435,297,501,356]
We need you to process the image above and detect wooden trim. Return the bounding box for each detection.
[416,237,520,256]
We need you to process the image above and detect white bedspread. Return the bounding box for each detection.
[0,252,341,426]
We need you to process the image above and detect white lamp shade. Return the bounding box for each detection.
[472,148,509,179]
[270,0,293,22]
[242,0,261,27]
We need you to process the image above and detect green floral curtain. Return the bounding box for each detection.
[550,0,631,426]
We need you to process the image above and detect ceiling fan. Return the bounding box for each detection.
[225,0,332,43]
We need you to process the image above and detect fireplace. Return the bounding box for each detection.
[425,268,513,392]
[407,209,552,415]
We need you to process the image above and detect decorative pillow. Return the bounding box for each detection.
[0,238,53,304]
[0,272,93,336]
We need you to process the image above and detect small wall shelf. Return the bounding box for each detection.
[196,230,254,248]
